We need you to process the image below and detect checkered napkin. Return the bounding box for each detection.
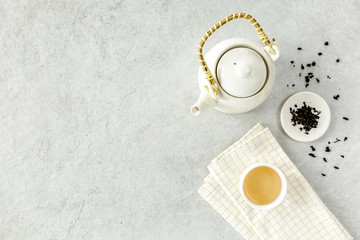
[198,124,353,240]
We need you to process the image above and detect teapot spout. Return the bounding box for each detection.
[191,91,216,116]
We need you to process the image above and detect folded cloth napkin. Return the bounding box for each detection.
[198,124,353,240]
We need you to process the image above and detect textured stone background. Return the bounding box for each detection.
[0,0,359,239]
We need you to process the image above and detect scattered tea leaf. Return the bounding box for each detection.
[309,153,316,158]
[325,146,331,152]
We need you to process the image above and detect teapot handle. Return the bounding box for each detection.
[197,13,279,98]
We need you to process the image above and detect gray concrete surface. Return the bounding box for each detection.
[0,0,359,239]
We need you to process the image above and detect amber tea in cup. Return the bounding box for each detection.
[243,166,282,205]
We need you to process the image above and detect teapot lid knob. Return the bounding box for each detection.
[235,63,252,79]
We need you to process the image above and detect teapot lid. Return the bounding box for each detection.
[216,47,267,98]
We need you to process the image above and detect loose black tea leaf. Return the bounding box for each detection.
[310,146,315,151]
[290,102,320,134]
[298,47,302,50]
[336,58,340,63]
[334,166,339,169]
[321,173,326,176]
[305,83,309,88]
[323,158,327,162]
[291,61,294,64]
[340,155,344,158]
[312,61,316,66]
[301,64,304,70]
[309,153,316,158]
[299,73,302,77]
[327,75,331,79]
[333,95,340,100]
[333,138,341,143]
[328,141,331,144]
[343,117,349,121]
[316,78,320,83]
[318,52,322,56]
[344,137,348,141]
[325,42,329,46]
[292,84,295,87]
[325,146,331,152]
[307,63,311,67]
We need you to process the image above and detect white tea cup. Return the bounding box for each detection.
[239,163,289,210]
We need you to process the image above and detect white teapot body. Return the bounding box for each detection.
[191,38,279,115]
[190,13,280,116]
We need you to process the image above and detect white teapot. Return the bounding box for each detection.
[191,13,280,115]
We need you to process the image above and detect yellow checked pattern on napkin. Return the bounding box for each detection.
[198,124,353,240]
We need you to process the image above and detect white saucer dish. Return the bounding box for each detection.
[280,92,331,142]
